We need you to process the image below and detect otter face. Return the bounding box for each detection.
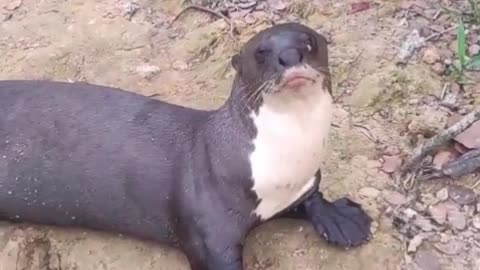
[231,23,331,106]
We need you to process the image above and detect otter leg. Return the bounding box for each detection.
[181,228,243,270]
[281,170,373,248]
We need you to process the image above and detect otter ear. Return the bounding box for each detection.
[231,53,241,72]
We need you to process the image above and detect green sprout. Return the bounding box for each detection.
[448,19,480,84]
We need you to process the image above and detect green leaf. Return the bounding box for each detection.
[457,20,467,68]
[466,55,480,70]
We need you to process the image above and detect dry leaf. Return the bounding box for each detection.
[454,121,480,149]
[381,155,403,173]
[349,2,372,14]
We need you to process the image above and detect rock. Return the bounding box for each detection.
[448,185,476,205]
[383,190,408,205]
[414,215,435,232]
[429,203,447,224]
[420,193,439,206]
[358,187,381,198]
[431,62,445,75]
[380,155,403,173]
[473,215,480,229]
[432,149,459,169]
[414,250,441,270]
[422,46,441,64]
[436,188,449,201]
[135,63,160,79]
[408,234,425,253]
[447,208,467,230]
[404,208,418,219]
[469,44,480,56]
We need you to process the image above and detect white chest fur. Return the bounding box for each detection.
[249,86,333,220]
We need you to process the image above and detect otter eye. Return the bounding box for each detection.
[255,46,271,64]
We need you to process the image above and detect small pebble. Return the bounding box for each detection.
[448,185,476,205]
[358,187,381,198]
[469,44,480,56]
[472,215,480,230]
[383,190,408,205]
[404,208,418,219]
[429,203,447,224]
[414,215,435,232]
[422,46,441,64]
[447,209,467,230]
[420,193,439,206]
[436,188,448,201]
[408,234,425,253]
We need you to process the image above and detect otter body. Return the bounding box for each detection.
[0,23,372,270]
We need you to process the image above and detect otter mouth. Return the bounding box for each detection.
[278,66,322,90]
[282,75,315,88]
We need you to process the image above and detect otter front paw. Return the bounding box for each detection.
[308,197,372,248]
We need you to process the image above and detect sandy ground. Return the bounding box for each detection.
[0,0,479,269]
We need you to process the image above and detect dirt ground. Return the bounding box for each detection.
[0,0,479,269]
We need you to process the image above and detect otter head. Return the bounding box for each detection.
[231,23,331,109]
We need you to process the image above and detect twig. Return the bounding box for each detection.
[425,25,457,42]
[416,148,480,181]
[470,175,480,190]
[400,107,480,175]
[353,123,379,143]
[169,4,236,40]
[439,82,449,100]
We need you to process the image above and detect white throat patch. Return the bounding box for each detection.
[249,72,333,220]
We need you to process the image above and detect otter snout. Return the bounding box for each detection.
[278,48,303,68]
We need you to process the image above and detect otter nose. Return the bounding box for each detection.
[278,48,303,67]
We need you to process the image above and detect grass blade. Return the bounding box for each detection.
[466,55,480,70]
[457,20,466,68]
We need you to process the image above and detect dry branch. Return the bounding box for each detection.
[400,107,480,175]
